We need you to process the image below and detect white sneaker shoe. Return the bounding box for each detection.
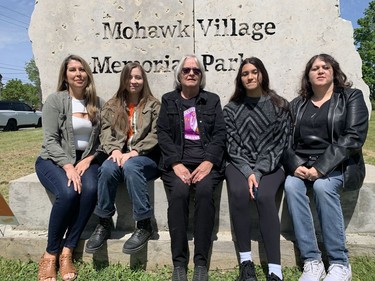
[299,260,326,281]
[323,264,352,281]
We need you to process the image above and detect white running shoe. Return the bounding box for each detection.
[323,264,352,281]
[299,260,326,281]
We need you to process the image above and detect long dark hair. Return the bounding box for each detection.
[299,53,352,98]
[229,57,288,111]
[106,62,157,134]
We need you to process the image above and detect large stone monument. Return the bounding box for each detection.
[30,0,371,110]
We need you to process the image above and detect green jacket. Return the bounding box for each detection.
[39,91,104,167]
[99,98,160,155]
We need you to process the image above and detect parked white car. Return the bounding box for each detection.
[0,101,42,131]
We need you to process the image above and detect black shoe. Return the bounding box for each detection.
[172,266,188,281]
[192,265,208,281]
[85,217,111,254]
[266,273,282,281]
[122,218,153,254]
[238,261,257,281]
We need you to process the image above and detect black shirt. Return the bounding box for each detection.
[296,99,331,156]
[180,96,205,165]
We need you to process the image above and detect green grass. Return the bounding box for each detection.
[363,111,375,165]
[0,128,43,201]
[0,256,374,280]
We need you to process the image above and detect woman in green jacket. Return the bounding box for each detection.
[85,62,160,255]
[35,54,103,281]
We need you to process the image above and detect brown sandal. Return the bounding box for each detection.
[38,254,57,281]
[59,253,77,281]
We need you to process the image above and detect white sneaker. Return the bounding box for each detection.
[299,260,326,281]
[323,264,352,281]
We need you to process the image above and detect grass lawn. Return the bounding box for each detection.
[0,255,374,280]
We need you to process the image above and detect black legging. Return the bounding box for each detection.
[162,166,223,267]
[225,163,284,264]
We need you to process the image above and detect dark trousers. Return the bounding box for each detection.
[225,163,284,265]
[161,166,222,267]
[35,156,98,254]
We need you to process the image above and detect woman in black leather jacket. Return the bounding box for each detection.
[283,54,368,281]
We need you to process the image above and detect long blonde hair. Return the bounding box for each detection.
[56,54,99,124]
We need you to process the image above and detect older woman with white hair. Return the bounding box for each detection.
[157,55,226,281]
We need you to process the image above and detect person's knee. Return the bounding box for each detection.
[58,186,79,202]
[169,182,189,201]
[283,180,294,196]
[123,161,140,177]
[284,176,303,193]
[195,184,214,201]
[81,181,98,197]
[313,180,332,197]
[99,160,118,177]
[256,192,273,206]
[227,185,246,202]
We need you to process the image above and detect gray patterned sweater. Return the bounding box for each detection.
[223,95,290,182]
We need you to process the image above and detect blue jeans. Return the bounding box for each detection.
[35,156,98,254]
[284,171,349,266]
[94,155,159,221]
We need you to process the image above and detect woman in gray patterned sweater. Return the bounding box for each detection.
[223,57,290,281]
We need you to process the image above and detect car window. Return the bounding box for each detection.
[13,103,24,111]
[0,103,10,110]
[13,103,32,111]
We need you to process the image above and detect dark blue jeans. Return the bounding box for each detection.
[35,156,98,254]
[94,155,159,221]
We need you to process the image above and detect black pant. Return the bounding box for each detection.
[225,163,284,265]
[161,166,223,267]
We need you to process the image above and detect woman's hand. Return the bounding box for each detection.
[191,161,213,184]
[63,163,82,194]
[307,167,322,181]
[75,156,93,176]
[172,163,192,185]
[248,174,258,200]
[294,166,310,180]
[120,150,139,167]
[109,149,123,166]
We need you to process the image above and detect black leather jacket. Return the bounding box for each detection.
[157,89,226,171]
[283,87,369,188]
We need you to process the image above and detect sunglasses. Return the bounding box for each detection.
[181,67,202,75]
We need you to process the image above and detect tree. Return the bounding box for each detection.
[25,58,42,108]
[1,79,39,107]
[354,1,375,101]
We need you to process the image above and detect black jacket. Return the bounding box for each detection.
[157,89,226,171]
[283,88,369,189]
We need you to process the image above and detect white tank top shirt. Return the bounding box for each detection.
[71,98,93,151]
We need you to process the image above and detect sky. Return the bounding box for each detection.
[0,0,373,86]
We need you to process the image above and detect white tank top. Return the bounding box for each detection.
[72,98,93,151]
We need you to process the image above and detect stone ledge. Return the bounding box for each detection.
[3,164,375,268]
[8,164,375,234]
[0,227,374,269]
